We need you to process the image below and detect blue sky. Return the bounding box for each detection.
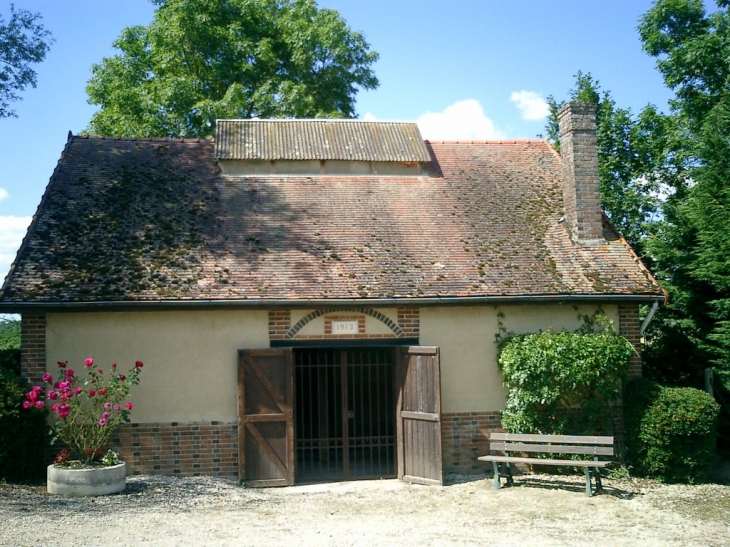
[0,0,675,282]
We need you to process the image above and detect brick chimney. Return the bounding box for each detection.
[557,103,603,242]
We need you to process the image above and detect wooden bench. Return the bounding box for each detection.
[478,433,614,496]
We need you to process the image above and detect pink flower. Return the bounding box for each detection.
[60,396,68,403]
[102,412,110,419]
[75,387,82,395]
[111,363,117,369]
[57,361,67,368]
[26,391,38,401]
[97,369,103,375]
[118,374,126,381]
[84,358,94,367]
[22,400,31,409]
[58,410,69,419]
[34,400,44,409]
[51,403,60,412]
[125,402,133,411]
[114,404,122,412]
[42,373,53,383]
[99,418,107,426]
[32,385,43,393]
[135,360,144,369]
[104,402,112,410]
[98,389,107,396]
[65,369,74,377]
[48,391,58,400]
[89,390,96,397]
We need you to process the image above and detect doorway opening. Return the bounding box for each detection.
[294,347,396,483]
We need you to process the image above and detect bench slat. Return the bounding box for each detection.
[490,442,614,456]
[478,455,611,468]
[489,433,613,445]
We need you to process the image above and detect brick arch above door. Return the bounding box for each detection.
[268,308,419,341]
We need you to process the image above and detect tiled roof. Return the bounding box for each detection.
[0,136,661,306]
[215,120,431,162]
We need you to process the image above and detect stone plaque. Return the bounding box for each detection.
[331,320,359,334]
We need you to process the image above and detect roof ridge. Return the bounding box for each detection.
[72,134,212,143]
[426,139,548,144]
[216,119,419,124]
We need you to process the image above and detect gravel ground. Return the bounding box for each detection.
[2,472,729,547]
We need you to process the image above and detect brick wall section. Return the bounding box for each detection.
[619,304,642,378]
[20,313,46,382]
[441,411,502,474]
[269,310,291,340]
[396,307,419,338]
[110,421,238,478]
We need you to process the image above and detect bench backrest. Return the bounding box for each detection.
[490,433,614,457]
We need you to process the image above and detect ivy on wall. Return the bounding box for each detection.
[497,314,636,437]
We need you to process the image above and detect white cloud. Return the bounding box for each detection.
[0,216,32,281]
[509,90,550,121]
[416,100,501,141]
[0,188,8,202]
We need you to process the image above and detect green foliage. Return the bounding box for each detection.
[0,352,46,481]
[638,0,730,392]
[86,0,379,138]
[498,325,634,436]
[0,319,20,350]
[0,4,53,118]
[624,378,719,483]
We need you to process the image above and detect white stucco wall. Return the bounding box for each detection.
[419,304,619,413]
[46,310,269,423]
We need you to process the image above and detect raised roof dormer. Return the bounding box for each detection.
[215,119,431,176]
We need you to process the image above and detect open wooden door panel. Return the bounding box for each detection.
[396,346,443,486]
[239,348,294,487]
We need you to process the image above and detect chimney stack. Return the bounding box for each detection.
[557,103,603,242]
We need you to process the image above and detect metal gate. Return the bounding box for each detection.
[295,347,396,482]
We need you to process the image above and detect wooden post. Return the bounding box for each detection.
[705,368,714,398]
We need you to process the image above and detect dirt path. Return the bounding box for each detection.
[2,474,729,546]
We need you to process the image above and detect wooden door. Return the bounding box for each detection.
[396,346,443,486]
[239,349,294,487]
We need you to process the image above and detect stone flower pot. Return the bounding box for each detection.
[47,462,126,496]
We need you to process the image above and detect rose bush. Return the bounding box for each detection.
[24,358,143,466]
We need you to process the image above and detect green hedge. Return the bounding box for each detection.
[625,378,719,483]
[0,351,47,482]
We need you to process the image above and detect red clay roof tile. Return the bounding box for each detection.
[0,136,661,306]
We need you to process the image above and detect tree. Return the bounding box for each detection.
[638,0,730,389]
[545,72,668,256]
[0,318,20,350]
[0,4,53,118]
[86,0,379,138]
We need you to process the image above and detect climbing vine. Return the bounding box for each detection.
[497,312,636,436]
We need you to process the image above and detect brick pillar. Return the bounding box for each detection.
[20,314,46,382]
[619,304,642,378]
[397,307,420,338]
[558,103,603,242]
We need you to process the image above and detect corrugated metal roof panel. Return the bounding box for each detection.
[215,119,432,162]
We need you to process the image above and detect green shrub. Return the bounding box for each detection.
[0,348,21,376]
[0,356,47,482]
[498,329,634,436]
[625,378,719,483]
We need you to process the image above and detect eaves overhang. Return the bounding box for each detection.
[0,293,665,313]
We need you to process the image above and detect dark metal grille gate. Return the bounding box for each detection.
[295,347,396,482]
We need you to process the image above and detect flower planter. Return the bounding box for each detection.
[47,462,126,496]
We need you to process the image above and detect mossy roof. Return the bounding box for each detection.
[0,135,661,306]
